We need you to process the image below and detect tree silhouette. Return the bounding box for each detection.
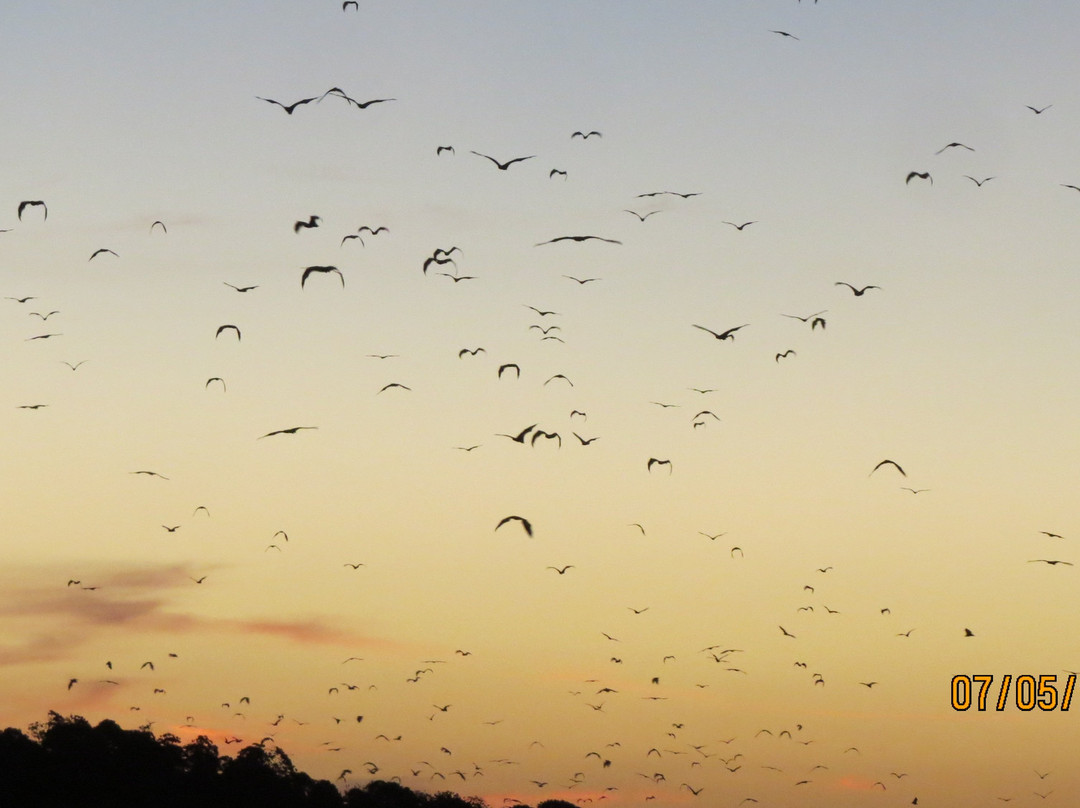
[345,778,427,808]
[1,712,501,808]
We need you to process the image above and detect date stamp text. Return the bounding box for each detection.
[951,674,1075,711]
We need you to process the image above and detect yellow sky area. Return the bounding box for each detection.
[3,541,1078,806]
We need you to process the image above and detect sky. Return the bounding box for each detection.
[2,1,1080,805]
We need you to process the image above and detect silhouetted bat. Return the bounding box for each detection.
[470,151,534,170]
[256,95,317,114]
[495,515,533,536]
[301,266,345,288]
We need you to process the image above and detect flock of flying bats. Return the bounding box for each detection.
[3,4,1074,806]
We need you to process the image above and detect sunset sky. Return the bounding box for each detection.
[2,2,1079,806]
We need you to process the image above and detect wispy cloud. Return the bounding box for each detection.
[0,633,75,666]
[144,612,398,649]
[0,562,405,667]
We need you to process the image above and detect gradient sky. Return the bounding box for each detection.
[3,2,1079,806]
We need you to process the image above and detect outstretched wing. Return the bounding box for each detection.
[870,459,906,477]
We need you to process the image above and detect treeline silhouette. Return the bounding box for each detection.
[0,712,577,808]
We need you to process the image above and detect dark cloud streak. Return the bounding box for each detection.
[0,562,400,667]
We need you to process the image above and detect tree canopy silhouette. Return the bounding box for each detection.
[0,712,501,808]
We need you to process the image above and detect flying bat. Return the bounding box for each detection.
[495,516,533,536]
[535,235,621,246]
[781,310,826,322]
[935,142,974,154]
[17,200,47,220]
[544,374,573,387]
[870,459,906,477]
[636,191,700,198]
[215,325,241,341]
[331,93,396,109]
[693,324,748,341]
[301,265,344,288]
[89,248,118,261]
[259,426,317,439]
[336,95,397,109]
[531,430,562,448]
[422,255,455,274]
[294,215,320,232]
[470,151,535,170]
[906,171,932,184]
[835,282,879,296]
[256,95,318,114]
[647,458,673,473]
